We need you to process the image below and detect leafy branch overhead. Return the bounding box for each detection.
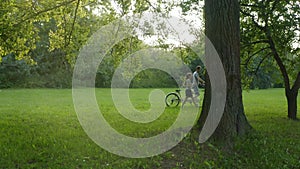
[241,0,299,82]
[0,0,113,62]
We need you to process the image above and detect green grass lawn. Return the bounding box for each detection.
[0,88,299,168]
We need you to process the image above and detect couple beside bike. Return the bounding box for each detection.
[182,66,205,108]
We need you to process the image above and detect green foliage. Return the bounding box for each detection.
[2,0,297,91]
[242,56,282,89]
[129,69,178,88]
[0,0,114,61]
[0,54,31,88]
[240,0,300,89]
[0,0,206,89]
[0,0,124,88]
[179,0,203,14]
[0,17,73,88]
[0,50,72,88]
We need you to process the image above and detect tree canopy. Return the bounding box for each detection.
[240,0,300,119]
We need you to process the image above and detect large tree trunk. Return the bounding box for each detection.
[199,0,251,141]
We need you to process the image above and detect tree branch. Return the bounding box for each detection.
[240,4,260,8]
[66,0,80,47]
[291,72,300,92]
[15,0,76,26]
[270,0,280,14]
[266,31,291,89]
[240,10,266,31]
[241,40,269,47]
[245,52,271,75]
[144,0,161,12]
[243,47,270,66]
[253,53,271,74]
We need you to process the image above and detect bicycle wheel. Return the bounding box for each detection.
[165,93,180,107]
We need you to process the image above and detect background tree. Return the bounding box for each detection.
[0,0,117,88]
[1,0,78,61]
[240,0,300,119]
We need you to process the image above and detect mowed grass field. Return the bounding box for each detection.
[0,88,299,168]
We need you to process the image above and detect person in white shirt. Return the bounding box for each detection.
[192,65,205,101]
[182,73,198,107]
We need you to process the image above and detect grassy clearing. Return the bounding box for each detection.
[0,88,299,168]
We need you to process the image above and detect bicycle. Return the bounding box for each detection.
[165,89,182,107]
[165,84,205,107]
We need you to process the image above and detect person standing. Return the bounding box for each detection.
[182,73,198,107]
[192,65,205,102]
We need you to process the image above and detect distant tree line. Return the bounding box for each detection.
[0,48,284,89]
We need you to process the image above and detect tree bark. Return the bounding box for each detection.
[287,72,300,120]
[286,89,298,120]
[198,72,211,127]
[200,0,252,141]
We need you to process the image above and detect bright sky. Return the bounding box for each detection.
[92,0,204,47]
[92,1,299,49]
